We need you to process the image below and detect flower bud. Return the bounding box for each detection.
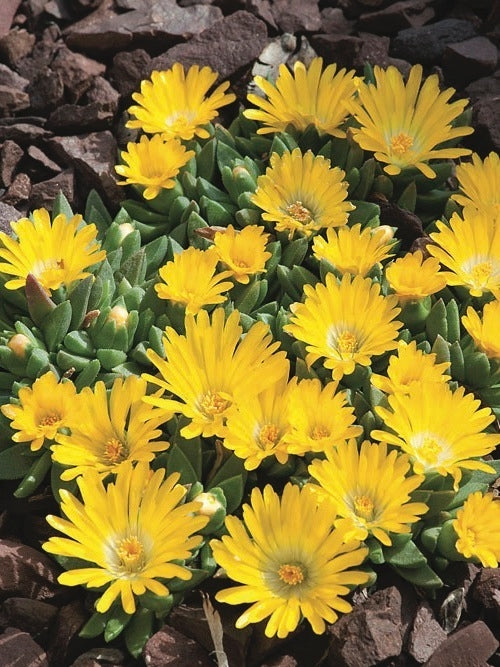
[7,333,31,358]
[107,305,129,327]
[118,222,135,242]
[195,491,224,518]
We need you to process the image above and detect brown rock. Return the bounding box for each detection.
[27,67,65,114]
[0,140,23,187]
[443,37,498,88]
[0,121,51,145]
[1,597,57,639]
[311,34,363,69]
[47,103,114,133]
[85,76,120,112]
[469,96,500,154]
[408,601,447,664]
[244,0,277,30]
[357,0,435,34]
[46,600,88,667]
[465,72,500,102]
[70,647,126,666]
[111,49,151,98]
[0,539,65,602]
[0,28,35,64]
[0,63,29,90]
[0,627,48,667]
[0,201,22,233]
[0,84,29,116]
[0,0,22,38]
[320,8,355,35]
[150,11,268,81]
[3,172,30,206]
[29,169,75,210]
[270,0,321,33]
[356,33,390,67]
[425,621,499,667]
[472,568,500,613]
[261,656,298,667]
[26,146,61,174]
[144,625,212,666]
[52,46,106,103]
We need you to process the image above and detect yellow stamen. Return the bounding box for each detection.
[418,436,441,465]
[258,423,279,449]
[116,536,144,572]
[286,201,312,223]
[470,261,492,285]
[104,437,127,463]
[354,495,374,519]
[234,259,249,268]
[278,563,304,586]
[200,391,230,417]
[39,413,61,427]
[311,425,330,440]
[336,331,358,354]
[390,133,413,156]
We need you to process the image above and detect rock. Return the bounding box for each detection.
[46,600,88,667]
[425,621,499,667]
[472,568,500,614]
[319,8,355,35]
[71,647,126,666]
[29,169,75,210]
[408,601,447,664]
[0,140,23,187]
[378,198,425,249]
[0,84,29,117]
[0,1,22,38]
[85,76,120,112]
[310,34,363,69]
[0,201,22,234]
[270,0,321,33]
[261,656,298,667]
[27,67,65,114]
[52,46,106,102]
[391,18,478,65]
[465,72,500,102]
[443,37,498,88]
[64,0,224,54]
[356,0,435,35]
[69,0,106,15]
[3,172,30,206]
[0,28,35,65]
[110,49,152,98]
[44,0,73,20]
[0,63,29,90]
[47,103,115,133]
[356,33,390,67]
[150,11,268,81]
[468,96,500,154]
[0,121,51,144]
[143,625,212,667]
[0,598,57,640]
[26,146,61,175]
[244,0,277,30]
[0,627,48,667]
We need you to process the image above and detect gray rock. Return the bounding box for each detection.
[465,71,500,102]
[356,0,435,35]
[0,140,24,187]
[0,201,22,234]
[443,37,498,88]
[3,172,31,207]
[391,18,478,65]
[320,7,355,35]
[408,601,447,664]
[0,63,29,90]
[270,0,321,33]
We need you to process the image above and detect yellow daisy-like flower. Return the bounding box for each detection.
[126,64,235,141]
[245,57,358,137]
[143,308,288,439]
[309,440,428,546]
[115,134,195,200]
[452,152,500,220]
[462,300,500,360]
[0,208,106,292]
[312,224,395,277]
[453,491,500,568]
[211,483,369,638]
[372,382,499,489]
[1,372,78,452]
[371,340,450,395]
[284,273,402,381]
[154,247,233,315]
[251,148,353,240]
[223,371,293,470]
[43,462,209,614]
[213,225,271,284]
[385,250,447,303]
[286,378,362,456]
[428,211,500,297]
[51,376,169,481]
[347,64,473,178]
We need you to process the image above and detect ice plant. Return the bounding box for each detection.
[126,64,235,140]
[428,211,500,297]
[0,208,106,291]
[452,152,500,220]
[371,340,450,395]
[43,462,209,614]
[453,491,500,568]
[372,382,499,488]
[154,247,233,315]
[213,225,271,284]
[347,64,472,177]
[309,440,428,546]
[462,300,500,360]
[251,148,353,239]
[245,57,358,137]
[285,273,402,381]
[115,134,195,200]
[51,376,169,481]
[286,378,362,455]
[385,251,447,303]
[312,224,395,277]
[143,308,288,439]
[211,483,369,638]
[1,371,78,452]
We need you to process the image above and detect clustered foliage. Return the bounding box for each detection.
[0,58,499,657]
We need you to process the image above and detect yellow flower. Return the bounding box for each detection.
[51,376,169,481]
[284,273,402,381]
[309,440,428,546]
[43,462,208,614]
[347,64,473,178]
[428,211,500,297]
[372,382,499,489]
[126,64,235,141]
[211,483,369,638]
[143,308,288,439]
[0,208,106,291]
[462,300,500,360]
[245,57,358,137]
[251,148,353,239]
[224,371,293,470]
[115,135,195,200]
[452,152,500,220]
[1,372,78,452]
[385,250,447,302]
[371,340,450,395]
[312,224,395,277]
[286,378,362,455]
[154,247,233,315]
[453,491,500,568]
[213,225,271,284]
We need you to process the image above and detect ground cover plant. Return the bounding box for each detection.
[0,55,499,665]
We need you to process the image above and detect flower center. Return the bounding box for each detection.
[336,331,358,355]
[278,563,304,586]
[200,390,230,417]
[390,133,413,156]
[464,528,476,549]
[418,436,441,466]
[104,437,128,464]
[310,425,330,440]
[258,423,280,449]
[354,494,374,519]
[39,413,61,427]
[234,259,249,268]
[286,201,313,224]
[33,259,66,290]
[116,536,145,573]
[470,261,492,286]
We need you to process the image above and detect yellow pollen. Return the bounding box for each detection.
[336,331,358,354]
[39,413,61,427]
[390,133,413,156]
[104,437,127,463]
[286,201,312,223]
[278,563,304,586]
[419,436,441,465]
[234,259,249,268]
[258,423,280,449]
[311,425,330,440]
[116,536,144,572]
[354,495,374,519]
[470,261,492,285]
[200,391,230,417]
